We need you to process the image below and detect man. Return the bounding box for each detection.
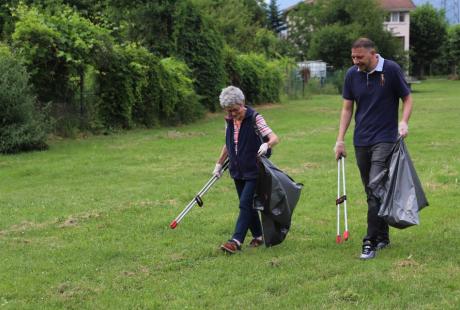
[334,38,413,260]
[213,86,279,254]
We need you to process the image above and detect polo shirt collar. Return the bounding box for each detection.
[357,54,385,73]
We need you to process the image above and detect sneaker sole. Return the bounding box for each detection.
[359,253,376,260]
[375,244,390,251]
[220,245,237,254]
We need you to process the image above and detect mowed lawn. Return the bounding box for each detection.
[0,79,459,309]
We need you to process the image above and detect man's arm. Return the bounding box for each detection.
[335,99,354,160]
[399,94,413,137]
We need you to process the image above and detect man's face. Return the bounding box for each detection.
[351,47,375,72]
[225,104,245,120]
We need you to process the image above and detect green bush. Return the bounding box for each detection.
[0,44,49,153]
[223,45,239,86]
[94,44,135,129]
[124,44,163,128]
[126,46,202,126]
[160,58,203,124]
[232,53,282,105]
[174,1,225,112]
[94,44,202,129]
[12,3,115,134]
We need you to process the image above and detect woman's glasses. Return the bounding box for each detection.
[225,106,241,113]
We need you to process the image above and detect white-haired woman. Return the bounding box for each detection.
[213,86,279,254]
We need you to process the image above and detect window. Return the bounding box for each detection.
[388,12,405,23]
[399,12,405,22]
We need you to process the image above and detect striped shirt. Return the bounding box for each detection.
[227,114,272,154]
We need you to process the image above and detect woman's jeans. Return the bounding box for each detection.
[232,179,262,243]
[355,143,394,246]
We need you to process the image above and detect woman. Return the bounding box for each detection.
[213,86,279,254]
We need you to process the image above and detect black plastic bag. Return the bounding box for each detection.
[369,138,428,229]
[254,157,303,246]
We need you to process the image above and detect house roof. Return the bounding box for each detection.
[284,0,417,14]
[379,0,416,11]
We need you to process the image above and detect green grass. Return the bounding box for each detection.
[1,79,459,309]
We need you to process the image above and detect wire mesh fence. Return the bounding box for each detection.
[281,63,345,99]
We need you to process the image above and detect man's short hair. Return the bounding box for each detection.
[352,38,376,50]
[219,86,245,108]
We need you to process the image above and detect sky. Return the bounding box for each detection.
[270,0,458,24]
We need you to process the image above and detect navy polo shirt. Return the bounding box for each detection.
[342,56,410,147]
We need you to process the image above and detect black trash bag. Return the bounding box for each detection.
[254,157,303,246]
[369,138,428,229]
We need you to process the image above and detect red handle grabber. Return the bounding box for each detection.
[170,159,229,229]
[336,156,349,243]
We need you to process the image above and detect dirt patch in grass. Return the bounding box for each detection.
[394,257,420,268]
[164,130,206,139]
[56,282,99,300]
[59,217,78,228]
[0,220,52,236]
[284,162,320,175]
[425,181,450,191]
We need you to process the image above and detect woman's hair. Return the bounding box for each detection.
[219,86,245,108]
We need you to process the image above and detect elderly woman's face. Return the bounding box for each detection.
[225,103,245,120]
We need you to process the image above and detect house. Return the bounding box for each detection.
[381,0,416,52]
[283,0,416,53]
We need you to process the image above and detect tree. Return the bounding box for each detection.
[447,24,460,78]
[285,2,314,60]
[308,24,356,69]
[174,1,226,112]
[192,0,269,53]
[410,4,448,77]
[267,0,285,34]
[254,28,280,58]
[287,0,403,67]
[0,44,49,153]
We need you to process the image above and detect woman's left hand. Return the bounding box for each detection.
[257,143,269,156]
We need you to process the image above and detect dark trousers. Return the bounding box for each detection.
[232,179,262,243]
[355,143,394,245]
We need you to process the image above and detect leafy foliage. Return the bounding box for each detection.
[1,0,285,142]
[110,0,178,57]
[286,0,404,68]
[410,4,448,77]
[447,24,460,77]
[192,0,269,53]
[0,44,49,153]
[174,1,225,112]
[93,44,135,129]
[231,53,282,105]
[12,5,112,101]
[308,24,356,69]
[267,0,285,34]
[160,58,203,124]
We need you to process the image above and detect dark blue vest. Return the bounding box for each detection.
[226,106,261,180]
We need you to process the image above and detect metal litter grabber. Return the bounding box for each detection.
[335,156,349,243]
[170,158,230,229]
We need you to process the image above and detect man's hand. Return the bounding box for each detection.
[257,143,269,157]
[399,121,409,138]
[334,141,346,160]
[212,163,223,178]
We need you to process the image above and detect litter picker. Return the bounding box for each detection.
[170,158,230,229]
[335,156,349,243]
